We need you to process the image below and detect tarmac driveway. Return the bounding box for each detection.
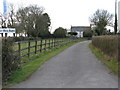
[11,41,118,88]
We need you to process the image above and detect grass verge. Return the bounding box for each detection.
[89,43,119,76]
[4,40,85,88]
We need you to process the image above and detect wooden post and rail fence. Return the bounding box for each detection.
[14,38,79,58]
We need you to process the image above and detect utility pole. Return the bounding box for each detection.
[114,0,117,34]
[3,0,7,28]
[3,0,8,37]
[0,0,16,37]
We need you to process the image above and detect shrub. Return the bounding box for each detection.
[68,32,78,36]
[53,27,67,38]
[13,36,40,42]
[83,29,93,37]
[13,36,25,41]
[2,38,20,85]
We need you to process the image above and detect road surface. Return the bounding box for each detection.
[11,41,118,88]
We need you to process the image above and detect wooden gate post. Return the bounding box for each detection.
[28,41,30,58]
[49,39,50,49]
[40,40,42,52]
[18,42,21,58]
[35,40,37,54]
[44,39,46,51]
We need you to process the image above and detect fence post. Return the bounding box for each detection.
[62,38,63,45]
[60,39,62,46]
[52,39,53,47]
[59,39,61,46]
[40,39,42,52]
[66,38,68,44]
[63,38,64,45]
[56,39,58,47]
[68,38,70,44]
[58,39,59,47]
[28,41,30,58]
[18,42,21,58]
[35,40,37,54]
[54,39,56,47]
[55,39,57,47]
[49,39,51,49]
[65,38,66,45]
[44,39,46,51]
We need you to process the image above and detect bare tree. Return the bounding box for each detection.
[90,9,113,35]
[16,5,51,37]
[8,4,16,28]
[0,13,4,27]
[0,4,16,28]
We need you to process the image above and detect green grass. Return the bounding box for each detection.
[14,39,63,51]
[89,43,119,75]
[13,39,70,59]
[14,39,83,64]
[4,40,85,88]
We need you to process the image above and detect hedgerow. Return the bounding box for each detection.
[92,35,118,59]
[2,38,20,85]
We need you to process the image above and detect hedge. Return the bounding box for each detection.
[92,35,118,60]
[2,38,20,85]
[13,36,39,42]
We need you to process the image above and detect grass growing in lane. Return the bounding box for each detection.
[89,43,119,75]
[5,40,85,88]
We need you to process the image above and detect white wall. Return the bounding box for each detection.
[76,31,84,38]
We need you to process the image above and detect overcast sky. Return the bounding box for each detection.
[0,0,120,32]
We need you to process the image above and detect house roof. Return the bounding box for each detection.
[71,26,91,32]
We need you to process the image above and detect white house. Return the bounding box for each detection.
[71,26,91,38]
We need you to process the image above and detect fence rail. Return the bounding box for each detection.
[14,38,78,58]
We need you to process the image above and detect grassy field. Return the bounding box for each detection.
[89,43,119,76]
[4,40,85,88]
[14,39,57,51]
[14,39,60,56]
[13,39,66,64]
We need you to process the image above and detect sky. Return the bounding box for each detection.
[0,0,120,32]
